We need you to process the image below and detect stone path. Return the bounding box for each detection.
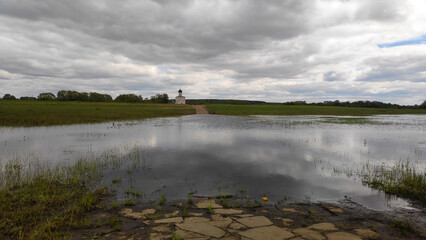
[193,105,209,114]
[116,200,386,240]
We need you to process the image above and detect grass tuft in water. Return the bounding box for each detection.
[361,161,426,204]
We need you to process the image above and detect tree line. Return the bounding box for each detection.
[281,100,426,109]
[1,90,169,103]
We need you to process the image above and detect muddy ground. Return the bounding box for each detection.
[70,196,425,240]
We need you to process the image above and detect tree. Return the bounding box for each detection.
[37,92,56,101]
[420,100,426,109]
[150,93,169,103]
[2,94,16,100]
[89,92,113,102]
[114,94,143,103]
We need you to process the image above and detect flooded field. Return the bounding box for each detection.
[1,114,425,211]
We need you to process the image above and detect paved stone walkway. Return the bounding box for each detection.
[117,200,383,240]
[193,105,209,114]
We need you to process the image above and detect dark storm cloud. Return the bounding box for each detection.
[0,0,425,104]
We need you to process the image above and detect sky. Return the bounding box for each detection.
[0,0,425,105]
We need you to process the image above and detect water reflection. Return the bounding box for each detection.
[1,114,425,211]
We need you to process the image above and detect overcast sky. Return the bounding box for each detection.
[0,0,425,104]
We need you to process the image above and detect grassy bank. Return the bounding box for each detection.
[0,158,108,239]
[206,104,426,116]
[0,101,195,127]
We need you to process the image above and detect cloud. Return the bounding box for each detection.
[0,0,425,104]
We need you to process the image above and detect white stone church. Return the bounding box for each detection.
[175,89,186,104]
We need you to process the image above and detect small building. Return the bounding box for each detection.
[175,89,186,104]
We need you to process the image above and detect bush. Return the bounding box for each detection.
[37,92,56,101]
[2,94,16,100]
[150,93,169,103]
[114,94,143,103]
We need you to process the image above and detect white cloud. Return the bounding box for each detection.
[0,0,424,104]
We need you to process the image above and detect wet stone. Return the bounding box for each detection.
[195,200,223,209]
[154,217,183,224]
[281,208,306,215]
[239,226,295,240]
[326,232,362,240]
[175,229,206,239]
[229,222,245,230]
[324,205,344,214]
[236,216,273,228]
[209,218,233,229]
[190,212,204,217]
[282,218,294,226]
[183,217,210,223]
[151,225,171,233]
[120,208,156,219]
[164,210,179,218]
[214,208,244,215]
[176,222,226,238]
[308,223,338,231]
[293,228,325,240]
[354,229,380,239]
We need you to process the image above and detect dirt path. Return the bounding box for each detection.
[193,105,209,114]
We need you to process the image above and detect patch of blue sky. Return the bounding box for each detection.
[377,34,426,48]
[158,66,169,73]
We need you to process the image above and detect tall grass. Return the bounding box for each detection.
[360,161,426,204]
[0,158,107,239]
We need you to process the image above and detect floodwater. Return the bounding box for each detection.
[1,114,425,211]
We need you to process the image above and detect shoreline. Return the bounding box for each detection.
[71,196,426,240]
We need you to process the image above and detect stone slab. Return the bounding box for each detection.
[175,229,206,239]
[354,229,380,239]
[151,225,172,233]
[195,200,223,209]
[183,217,210,223]
[281,218,293,226]
[209,218,233,229]
[308,223,338,231]
[293,228,325,240]
[326,232,362,240]
[229,222,245,230]
[164,210,180,218]
[176,222,226,238]
[236,216,273,228]
[214,208,244,215]
[281,208,306,215]
[120,208,156,219]
[154,217,183,224]
[238,226,294,240]
[324,205,344,214]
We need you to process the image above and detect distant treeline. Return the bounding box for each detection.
[1,91,169,103]
[2,93,425,109]
[188,99,426,109]
[282,100,426,109]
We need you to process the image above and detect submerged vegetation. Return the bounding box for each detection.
[0,100,194,126]
[360,162,426,204]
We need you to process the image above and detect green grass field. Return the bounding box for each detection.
[205,104,426,116]
[0,101,195,127]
